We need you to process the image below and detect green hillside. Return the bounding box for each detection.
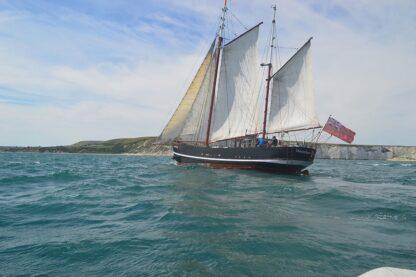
[0,137,171,155]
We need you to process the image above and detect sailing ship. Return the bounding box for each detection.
[159,2,324,174]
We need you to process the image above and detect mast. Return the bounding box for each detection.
[205,0,227,146]
[261,5,277,139]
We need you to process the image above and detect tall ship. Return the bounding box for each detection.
[159,1,355,174]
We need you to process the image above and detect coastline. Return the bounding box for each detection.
[1,137,415,161]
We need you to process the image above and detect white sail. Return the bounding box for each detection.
[179,48,217,142]
[209,24,262,142]
[159,42,215,142]
[267,39,320,133]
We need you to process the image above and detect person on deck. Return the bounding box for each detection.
[272,136,278,147]
[256,137,267,147]
[260,138,267,147]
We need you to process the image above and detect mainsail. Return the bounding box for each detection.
[159,41,215,142]
[267,39,321,133]
[209,24,262,142]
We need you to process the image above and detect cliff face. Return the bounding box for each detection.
[1,137,415,160]
[315,144,416,160]
[387,146,416,160]
[129,138,172,156]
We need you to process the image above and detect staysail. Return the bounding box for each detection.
[159,41,215,142]
[179,50,217,142]
[267,39,321,133]
[209,24,262,142]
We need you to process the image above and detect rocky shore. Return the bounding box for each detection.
[1,137,415,161]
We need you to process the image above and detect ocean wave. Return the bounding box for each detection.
[349,207,409,222]
[372,163,389,167]
[307,189,362,203]
[6,161,23,166]
[14,202,79,216]
[0,171,83,186]
[12,217,105,227]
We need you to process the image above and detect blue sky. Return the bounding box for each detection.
[0,0,415,146]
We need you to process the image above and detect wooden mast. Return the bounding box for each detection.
[261,5,277,139]
[262,64,272,139]
[205,0,227,146]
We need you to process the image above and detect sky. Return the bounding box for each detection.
[0,0,415,146]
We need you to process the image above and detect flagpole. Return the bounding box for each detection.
[315,115,331,143]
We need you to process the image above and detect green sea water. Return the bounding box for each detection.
[0,153,415,276]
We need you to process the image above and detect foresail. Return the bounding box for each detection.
[179,47,217,142]
[159,41,215,142]
[209,24,262,142]
[267,39,321,133]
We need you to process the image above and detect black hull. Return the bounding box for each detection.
[172,143,316,174]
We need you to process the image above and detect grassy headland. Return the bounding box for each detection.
[0,137,171,155]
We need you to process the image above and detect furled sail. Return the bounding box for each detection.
[267,39,321,133]
[209,24,262,142]
[159,41,215,142]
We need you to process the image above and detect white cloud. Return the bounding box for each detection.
[48,49,209,110]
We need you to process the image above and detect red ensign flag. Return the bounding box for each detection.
[322,117,356,144]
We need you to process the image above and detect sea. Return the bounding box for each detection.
[0,152,415,276]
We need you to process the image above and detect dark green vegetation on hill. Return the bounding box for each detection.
[0,137,170,155]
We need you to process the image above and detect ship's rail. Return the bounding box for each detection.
[177,137,317,149]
